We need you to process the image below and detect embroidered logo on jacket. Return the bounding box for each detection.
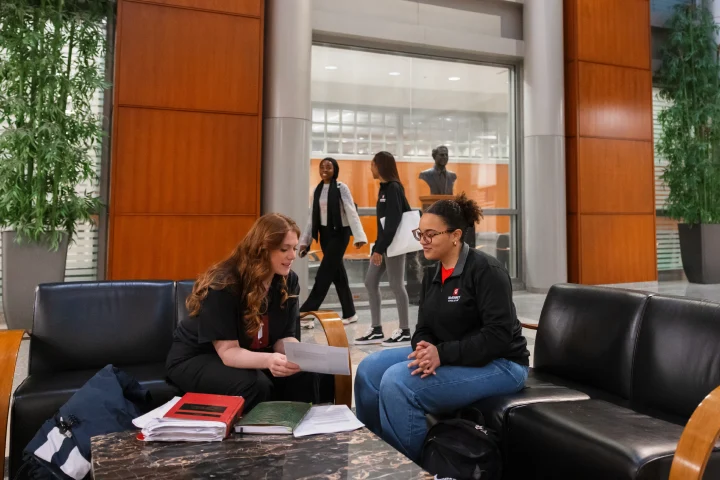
[448,289,461,303]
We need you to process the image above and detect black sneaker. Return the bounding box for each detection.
[355,326,384,345]
[382,328,411,347]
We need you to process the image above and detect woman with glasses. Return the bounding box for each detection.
[353,193,530,462]
[355,151,412,347]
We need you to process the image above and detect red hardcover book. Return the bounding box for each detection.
[164,393,245,438]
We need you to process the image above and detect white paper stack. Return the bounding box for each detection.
[292,405,364,438]
[133,397,226,442]
[139,418,227,442]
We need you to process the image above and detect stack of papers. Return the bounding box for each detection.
[133,396,234,442]
[139,418,227,442]
[292,404,364,438]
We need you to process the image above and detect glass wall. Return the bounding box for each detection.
[652,87,683,273]
[309,45,518,286]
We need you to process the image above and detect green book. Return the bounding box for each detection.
[234,401,312,435]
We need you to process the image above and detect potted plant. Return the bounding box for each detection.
[656,2,720,284]
[0,0,111,329]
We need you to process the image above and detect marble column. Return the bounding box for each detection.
[263,0,312,296]
[522,0,567,292]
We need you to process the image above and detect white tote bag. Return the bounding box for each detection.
[380,210,423,257]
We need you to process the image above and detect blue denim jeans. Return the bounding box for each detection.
[355,346,528,462]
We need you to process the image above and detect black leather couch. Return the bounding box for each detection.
[9,280,317,480]
[460,284,720,480]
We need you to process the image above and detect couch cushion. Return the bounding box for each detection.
[469,384,590,434]
[534,284,651,400]
[632,295,720,419]
[31,281,176,374]
[504,399,720,480]
[527,369,630,407]
[424,368,591,434]
[10,363,179,480]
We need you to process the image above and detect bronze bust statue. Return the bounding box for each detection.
[419,145,457,195]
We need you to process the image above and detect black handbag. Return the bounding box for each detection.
[421,409,502,480]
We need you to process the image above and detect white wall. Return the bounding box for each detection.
[311,0,524,60]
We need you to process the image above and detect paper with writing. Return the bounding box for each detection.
[284,342,351,375]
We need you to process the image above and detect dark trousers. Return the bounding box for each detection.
[167,353,329,412]
[301,226,355,319]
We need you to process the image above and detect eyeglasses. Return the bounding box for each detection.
[412,229,452,244]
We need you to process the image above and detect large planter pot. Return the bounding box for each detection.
[1,231,68,331]
[678,223,720,284]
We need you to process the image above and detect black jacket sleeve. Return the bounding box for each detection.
[280,273,301,340]
[436,266,516,367]
[373,183,405,255]
[411,273,439,349]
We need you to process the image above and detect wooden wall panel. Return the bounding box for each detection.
[117,2,261,113]
[565,0,656,284]
[130,0,261,16]
[566,137,578,213]
[578,215,657,285]
[565,61,578,137]
[113,108,258,215]
[568,213,579,283]
[575,0,650,69]
[577,62,653,141]
[108,0,264,280]
[111,216,256,279]
[563,0,577,61]
[577,138,655,214]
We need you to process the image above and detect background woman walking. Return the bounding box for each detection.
[355,151,411,347]
[299,157,367,326]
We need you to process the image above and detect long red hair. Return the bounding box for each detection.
[186,213,300,337]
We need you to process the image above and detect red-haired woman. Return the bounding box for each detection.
[166,214,322,411]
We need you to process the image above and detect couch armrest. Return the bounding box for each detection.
[669,385,720,480]
[299,311,352,409]
[0,330,25,478]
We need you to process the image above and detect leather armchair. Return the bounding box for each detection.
[449,284,720,480]
[9,280,351,480]
[9,281,181,480]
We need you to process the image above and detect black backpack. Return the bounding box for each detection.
[421,409,502,480]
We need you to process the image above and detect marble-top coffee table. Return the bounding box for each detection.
[91,429,434,479]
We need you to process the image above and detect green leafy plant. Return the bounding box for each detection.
[0,0,113,250]
[655,2,720,225]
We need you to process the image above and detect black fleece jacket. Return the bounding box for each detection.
[372,181,408,255]
[412,243,530,367]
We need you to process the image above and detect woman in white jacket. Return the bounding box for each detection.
[299,157,367,326]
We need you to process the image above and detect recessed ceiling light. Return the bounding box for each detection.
[389,72,401,76]
[325,65,338,70]
[448,76,460,81]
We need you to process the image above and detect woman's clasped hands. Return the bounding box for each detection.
[408,341,440,378]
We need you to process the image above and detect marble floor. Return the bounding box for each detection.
[3,279,720,478]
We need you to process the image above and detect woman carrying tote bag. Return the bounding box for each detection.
[356,151,413,347]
